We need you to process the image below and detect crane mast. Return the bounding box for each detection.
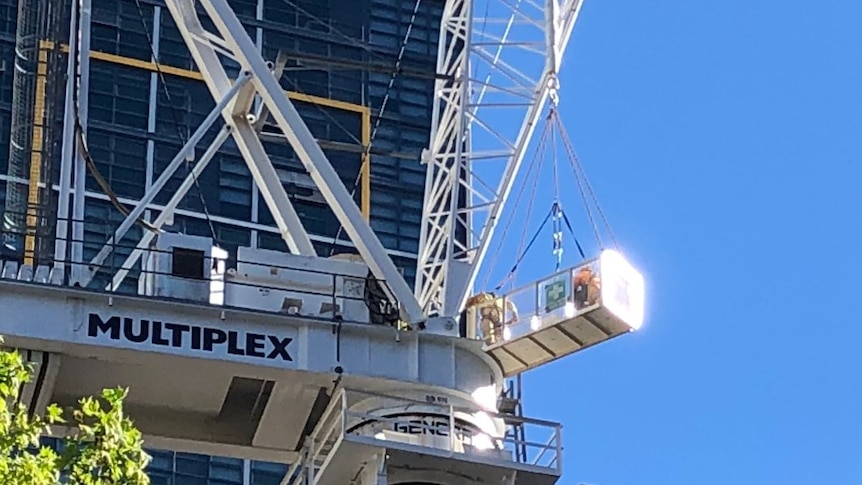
[416,0,586,318]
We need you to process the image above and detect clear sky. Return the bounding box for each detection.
[485,1,862,484]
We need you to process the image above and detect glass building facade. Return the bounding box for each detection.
[2,0,444,482]
[41,437,290,485]
[1,0,443,283]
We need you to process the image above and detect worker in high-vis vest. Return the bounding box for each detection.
[465,292,519,345]
[573,265,601,310]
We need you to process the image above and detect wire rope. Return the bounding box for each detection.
[132,0,219,243]
[326,0,426,254]
[553,112,618,250]
[481,121,548,291]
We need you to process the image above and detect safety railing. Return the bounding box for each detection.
[306,388,348,476]
[469,250,645,347]
[0,211,403,328]
[469,258,601,346]
[308,389,562,474]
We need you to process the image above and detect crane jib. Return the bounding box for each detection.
[86,313,294,362]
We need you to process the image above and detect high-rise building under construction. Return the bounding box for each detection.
[1,0,443,482]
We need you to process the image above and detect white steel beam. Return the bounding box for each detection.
[0,279,499,401]
[417,0,473,318]
[416,0,586,317]
[162,0,425,324]
[81,73,258,288]
[108,125,233,291]
[53,0,80,279]
[69,0,92,286]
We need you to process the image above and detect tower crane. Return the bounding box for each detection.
[417,0,586,320]
[0,0,645,484]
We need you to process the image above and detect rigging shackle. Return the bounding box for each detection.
[548,75,561,107]
[552,200,564,271]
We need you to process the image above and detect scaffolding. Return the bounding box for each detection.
[3,0,68,265]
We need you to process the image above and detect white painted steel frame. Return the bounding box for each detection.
[416,0,586,317]
[71,0,92,286]
[81,72,259,288]
[161,0,425,324]
[108,125,233,291]
[109,73,286,291]
[52,0,80,279]
[0,279,500,397]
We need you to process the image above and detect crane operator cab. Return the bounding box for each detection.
[466,249,645,377]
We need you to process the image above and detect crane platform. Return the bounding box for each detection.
[469,249,644,377]
[0,241,565,485]
[0,264,505,463]
[287,388,562,485]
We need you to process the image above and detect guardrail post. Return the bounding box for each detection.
[449,404,455,452]
[556,424,563,473]
[535,280,540,317]
[341,389,347,437]
[331,273,337,320]
[305,439,315,485]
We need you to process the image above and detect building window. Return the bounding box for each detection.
[251,460,289,485]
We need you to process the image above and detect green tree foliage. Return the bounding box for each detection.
[0,341,150,484]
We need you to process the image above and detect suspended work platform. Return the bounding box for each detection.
[467,249,644,377]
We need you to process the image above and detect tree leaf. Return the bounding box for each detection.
[0,338,151,484]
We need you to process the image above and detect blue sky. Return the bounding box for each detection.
[492,1,862,484]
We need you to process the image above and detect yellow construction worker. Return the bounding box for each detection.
[465,292,518,345]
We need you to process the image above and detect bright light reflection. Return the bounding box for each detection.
[530,315,541,330]
[471,385,498,412]
[209,246,229,306]
[564,301,576,318]
[472,433,494,450]
[599,249,645,330]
